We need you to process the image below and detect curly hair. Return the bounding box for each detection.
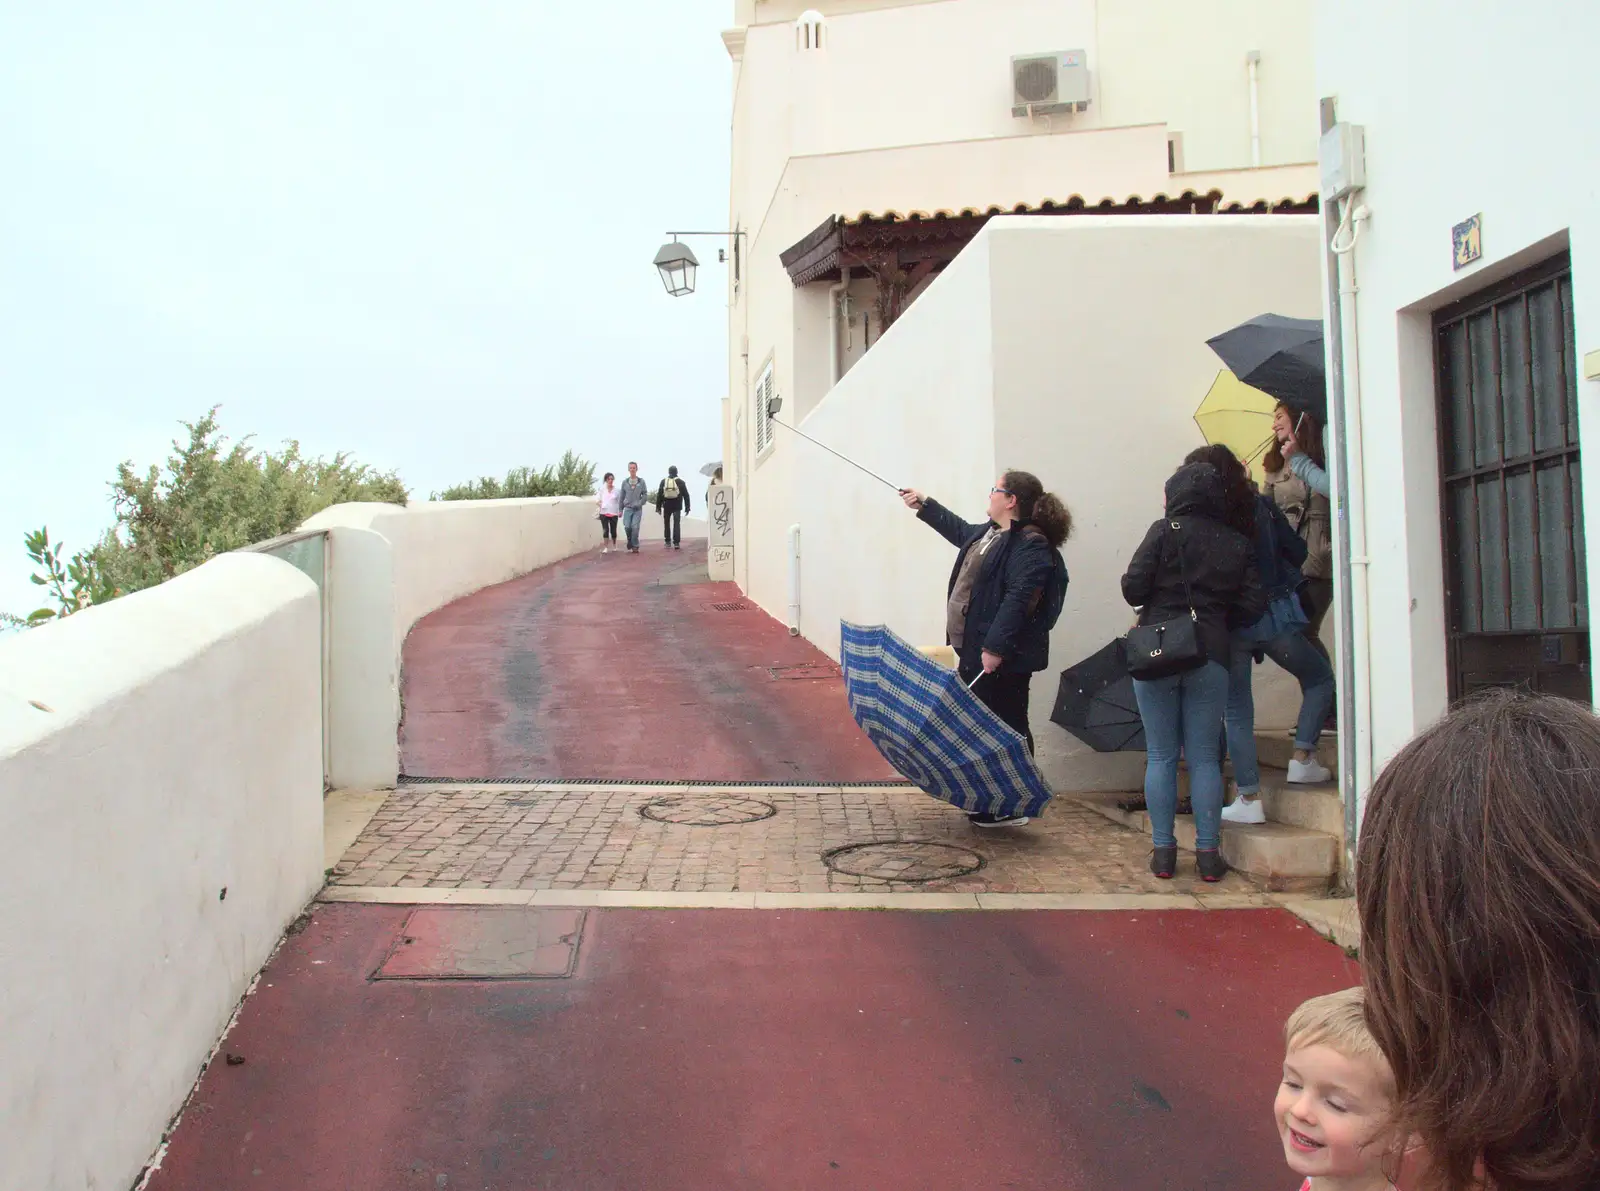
[1001,470,1071,548]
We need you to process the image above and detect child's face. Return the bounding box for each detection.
[1275,1042,1395,1185]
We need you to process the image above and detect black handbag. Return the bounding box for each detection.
[1124,521,1207,680]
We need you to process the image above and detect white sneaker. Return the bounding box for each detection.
[1221,797,1266,825]
[1287,757,1333,784]
[602,547,610,554]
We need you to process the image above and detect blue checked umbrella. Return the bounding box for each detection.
[840,621,1054,819]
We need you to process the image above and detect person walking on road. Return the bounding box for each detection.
[656,465,691,550]
[596,471,622,553]
[1122,460,1263,883]
[900,471,1071,828]
[619,462,649,554]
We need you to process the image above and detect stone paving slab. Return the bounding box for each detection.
[329,783,1258,896]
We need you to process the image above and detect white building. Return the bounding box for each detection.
[717,1,1332,805]
[1313,0,1599,817]
[722,2,1322,597]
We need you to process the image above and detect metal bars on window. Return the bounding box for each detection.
[1436,256,1584,642]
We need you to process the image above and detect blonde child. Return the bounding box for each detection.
[1277,987,1398,1191]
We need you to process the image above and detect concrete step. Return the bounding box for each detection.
[1075,792,1338,894]
[1256,772,1344,840]
[1166,766,1343,839]
[1254,730,1339,780]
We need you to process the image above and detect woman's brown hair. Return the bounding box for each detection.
[1184,444,1256,539]
[1262,403,1325,475]
[1002,469,1071,548]
[1357,689,1600,1191]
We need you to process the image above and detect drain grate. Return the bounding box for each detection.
[709,601,752,612]
[822,840,985,883]
[399,775,914,788]
[639,794,778,826]
[768,663,840,681]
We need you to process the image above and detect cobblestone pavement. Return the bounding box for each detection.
[331,784,1253,896]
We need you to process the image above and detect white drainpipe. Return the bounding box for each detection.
[828,273,849,386]
[1324,173,1373,889]
[787,524,802,636]
[1247,50,1262,166]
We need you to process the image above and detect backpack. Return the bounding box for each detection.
[663,477,680,500]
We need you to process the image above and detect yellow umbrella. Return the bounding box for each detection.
[1194,369,1279,482]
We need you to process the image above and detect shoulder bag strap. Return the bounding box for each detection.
[1168,520,1199,622]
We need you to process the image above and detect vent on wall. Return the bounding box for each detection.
[1011,50,1091,118]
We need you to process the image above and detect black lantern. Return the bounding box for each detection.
[653,240,699,297]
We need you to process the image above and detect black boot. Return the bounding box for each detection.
[1196,849,1229,883]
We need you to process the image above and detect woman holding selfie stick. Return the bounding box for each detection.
[899,472,1070,827]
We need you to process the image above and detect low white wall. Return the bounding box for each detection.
[301,497,599,788]
[304,496,595,646]
[323,526,399,791]
[0,553,324,1191]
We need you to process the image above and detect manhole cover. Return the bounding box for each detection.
[822,840,985,882]
[639,795,778,826]
[375,908,585,980]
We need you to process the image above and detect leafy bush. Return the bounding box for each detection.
[6,408,407,626]
[431,451,596,501]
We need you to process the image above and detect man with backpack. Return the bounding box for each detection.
[656,465,691,550]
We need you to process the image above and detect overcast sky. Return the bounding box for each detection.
[0,1,732,615]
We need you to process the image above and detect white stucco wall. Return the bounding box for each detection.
[784,231,999,645]
[747,214,1324,791]
[1097,0,1315,172]
[985,214,1324,788]
[1314,0,1600,769]
[0,553,324,1191]
[731,0,1315,206]
[300,497,604,788]
[734,0,1100,228]
[304,497,595,645]
[323,525,400,790]
[725,0,1321,625]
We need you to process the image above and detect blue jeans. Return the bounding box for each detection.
[1133,661,1230,850]
[1226,632,1337,793]
[621,506,643,550]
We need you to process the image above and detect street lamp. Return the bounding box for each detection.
[653,239,699,297]
[652,230,745,297]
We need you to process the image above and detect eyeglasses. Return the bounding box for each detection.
[990,486,1011,496]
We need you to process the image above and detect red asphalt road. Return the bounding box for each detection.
[399,541,897,782]
[149,904,1357,1191]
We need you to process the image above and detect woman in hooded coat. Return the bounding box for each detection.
[1121,461,1264,881]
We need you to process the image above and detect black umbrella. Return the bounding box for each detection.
[1050,640,1145,753]
[1206,313,1326,422]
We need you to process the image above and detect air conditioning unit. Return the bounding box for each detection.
[1011,50,1091,118]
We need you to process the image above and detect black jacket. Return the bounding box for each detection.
[655,476,691,513]
[918,498,1069,675]
[1121,463,1264,667]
